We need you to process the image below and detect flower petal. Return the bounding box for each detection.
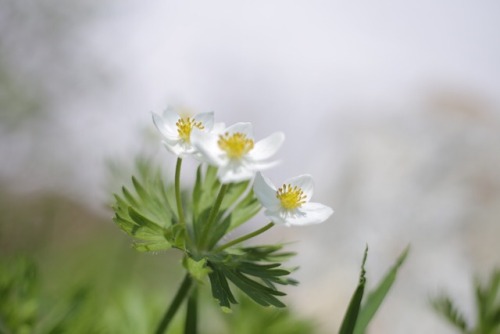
[246,159,281,171]
[248,132,284,161]
[284,202,333,226]
[212,122,226,133]
[163,140,190,156]
[191,129,226,166]
[152,109,179,139]
[224,122,253,137]
[194,112,214,130]
[253,173,280,209]
[285,174,314,200]
[217,161,255,183]
[263,209,287,225]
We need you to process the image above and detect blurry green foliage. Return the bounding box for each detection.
[432,269,500,334]
[0,257,38,334]
[0,256,315,334]
[222,294,316,334]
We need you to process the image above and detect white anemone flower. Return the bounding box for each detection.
[152,107,216,157]
[191,122,284,184]
[253,172,333,226]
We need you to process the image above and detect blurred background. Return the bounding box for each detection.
[1,0,499,333]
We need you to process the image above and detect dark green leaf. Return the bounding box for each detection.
[223,269,286,308]
[339,246,368,334]
[206,245,296,311]
[208,264,237,311]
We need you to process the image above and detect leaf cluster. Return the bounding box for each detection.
[112,164,180,252]
[0,255,314,334]
[111,161,296,311]
[0,257,98,334]
[207,245,297,311]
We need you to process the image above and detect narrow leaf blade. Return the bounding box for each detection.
[339,246,368,334]
[353,246,409,334]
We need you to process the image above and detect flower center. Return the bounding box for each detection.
[217,132,254,159]
[176,117,204,143]
[276,184,306,209]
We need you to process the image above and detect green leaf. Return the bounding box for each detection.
[239,245,297,263]
[163,223,186,249]
[132,240,171,252]
[208,264,237,310]
[353,246,409,334]
[113,216,163,241]
[220,181,250,212]
[195,165,221,216]
[132,176,148,202]
[192,165,203,216]
[192,208,211,242]
[183,257,212,283]
[127,207,164,234]
[205,213,232,250]
[227,190,261,231]
[339,246,368,334]
[223,269,286,308]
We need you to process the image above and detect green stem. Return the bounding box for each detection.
[215,222,275,252]
[175,157,186,226]
[184,286,198,334]
[155,274,192,334]
[199,183,229,249]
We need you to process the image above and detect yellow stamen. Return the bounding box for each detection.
[276,184,306,209]
[217,132,254,159]
[176,117,204,143]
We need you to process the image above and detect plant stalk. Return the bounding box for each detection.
[199,183,229,249]
[184,286,198,334]
[215,222,275,252]
[155,274,192,334]
[175,157,186,226]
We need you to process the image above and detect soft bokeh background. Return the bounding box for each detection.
[1,1,499,333]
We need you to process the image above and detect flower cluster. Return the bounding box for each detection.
[153,107,333,226]
[112,106,335,327]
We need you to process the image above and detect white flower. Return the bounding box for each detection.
[253,172,333,226]
[152,107,216,157]
[191,122,284,183]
